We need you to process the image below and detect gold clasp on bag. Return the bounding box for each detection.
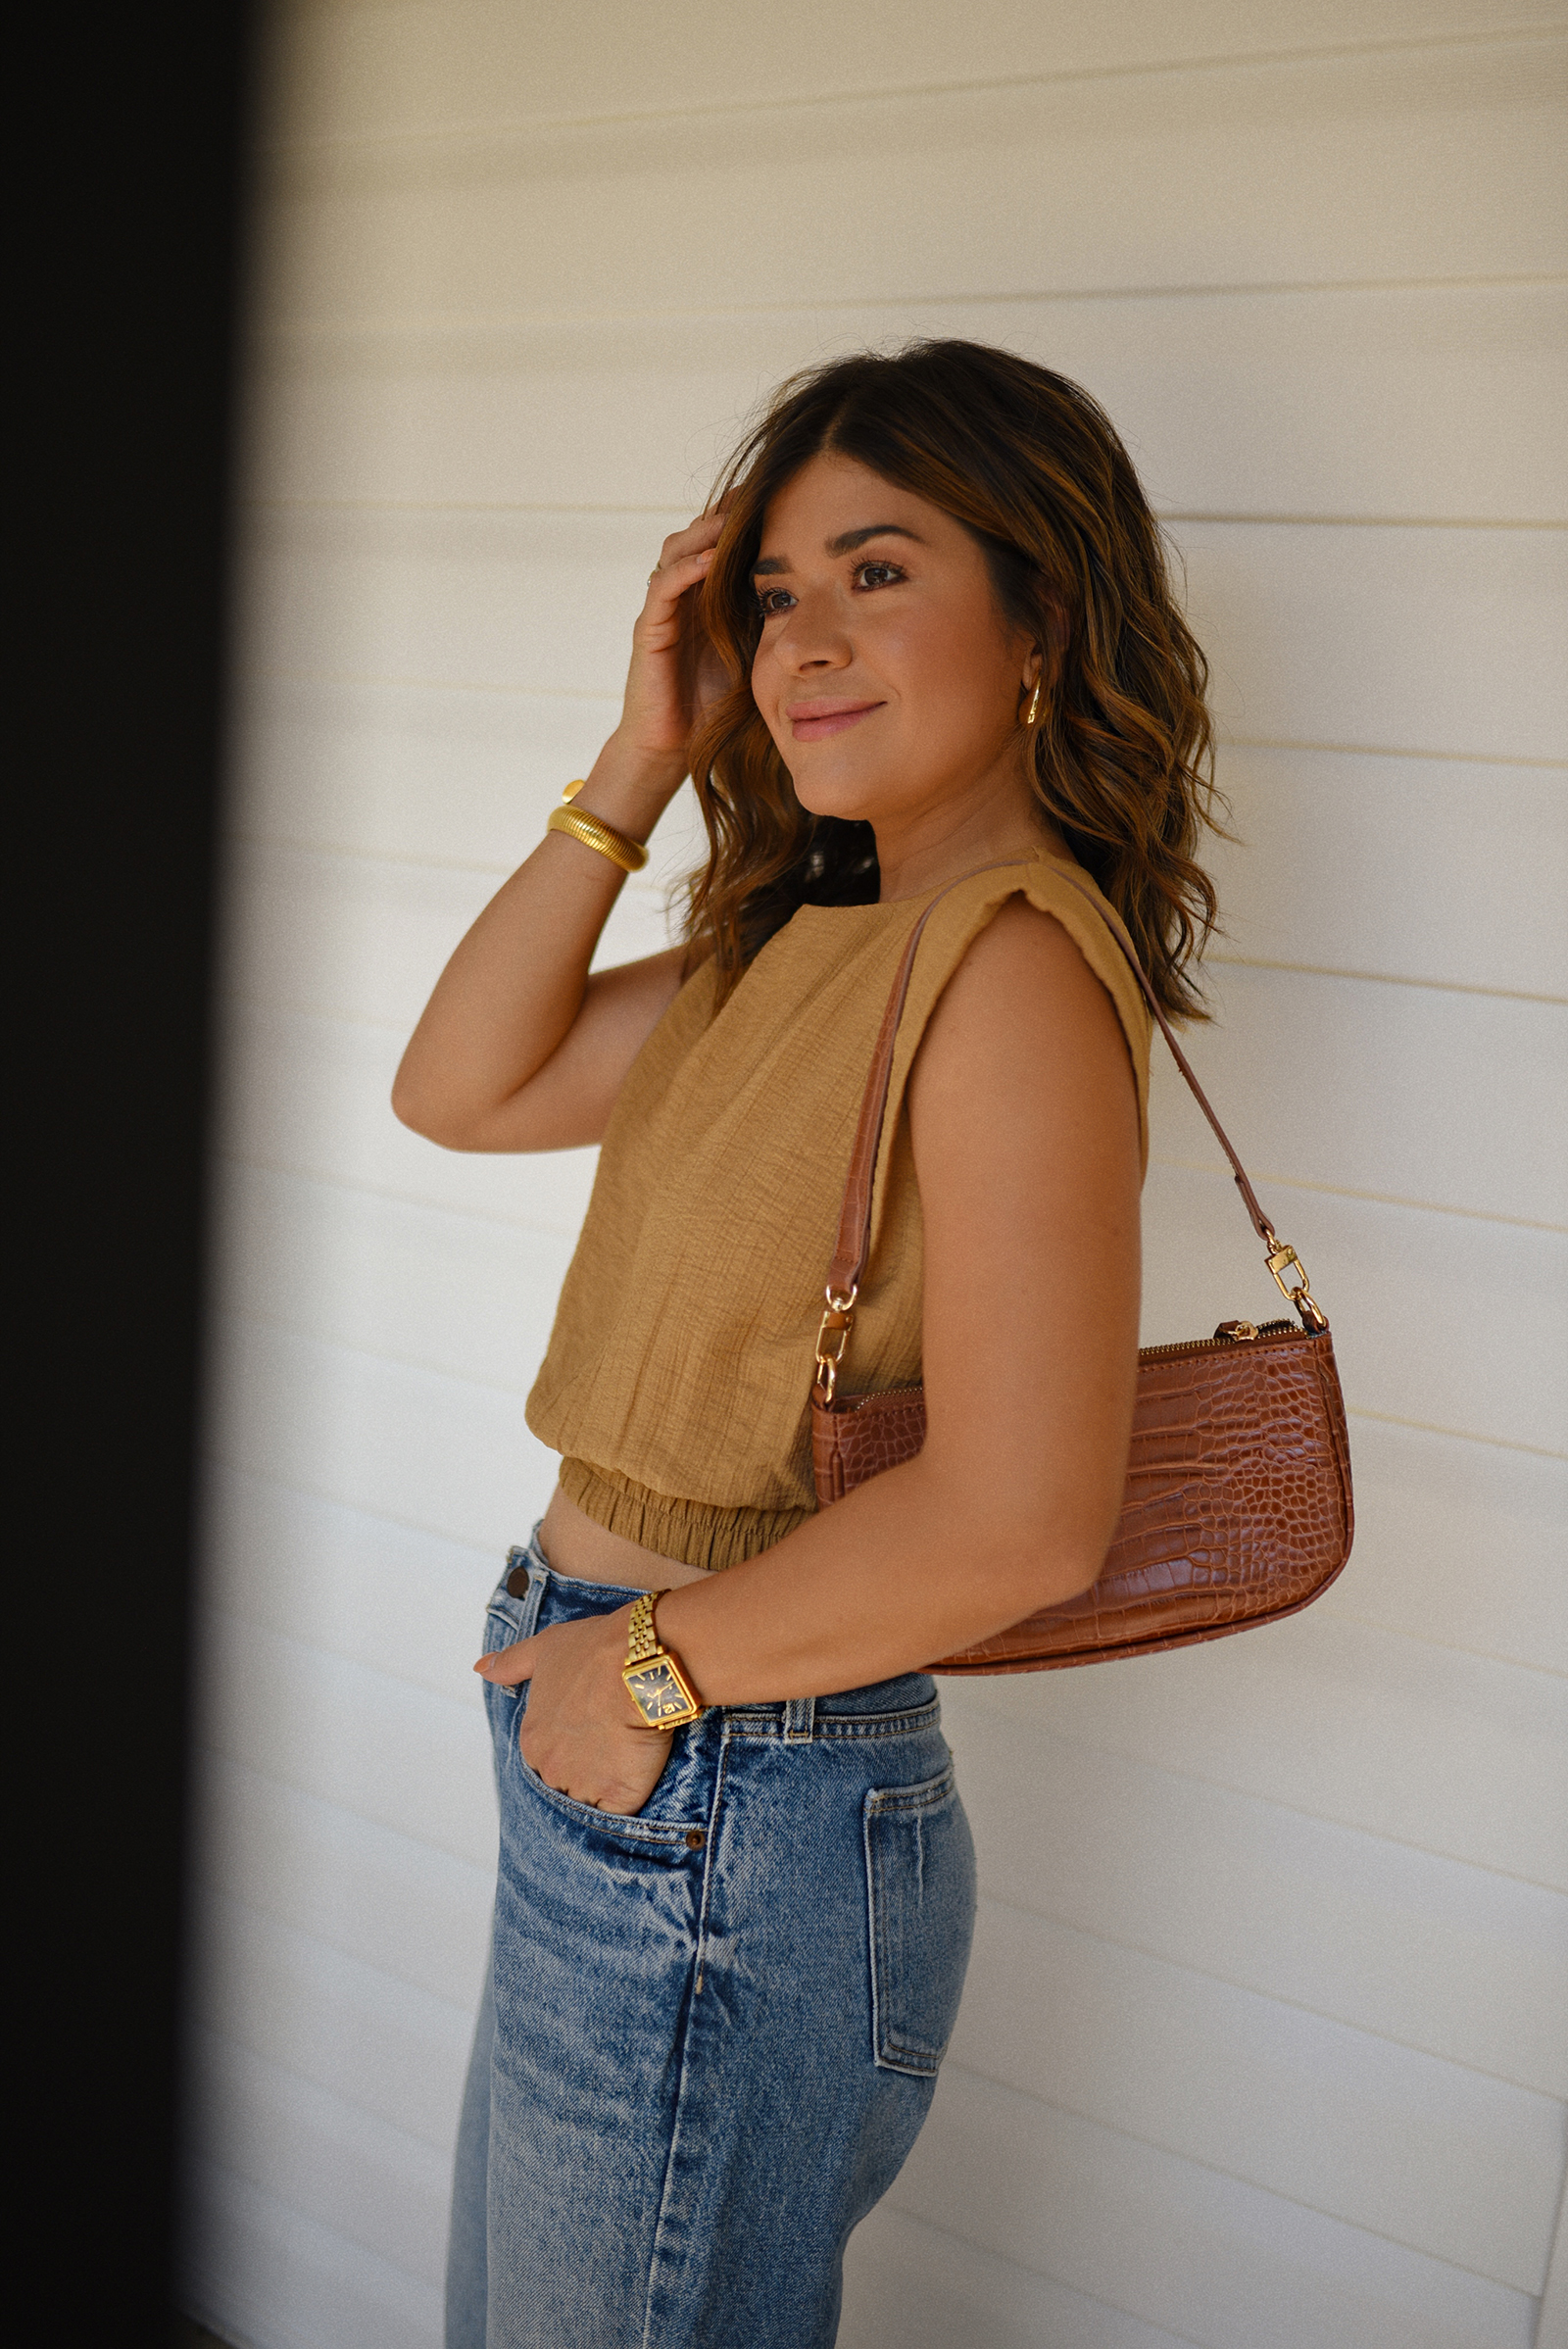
[1265,1239,1327,1332]
[813,1285,858,1404]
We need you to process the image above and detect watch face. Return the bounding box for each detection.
[624,1658,698,1724]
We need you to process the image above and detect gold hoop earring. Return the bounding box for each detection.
[1022,679,1042,728]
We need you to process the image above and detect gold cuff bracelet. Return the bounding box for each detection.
[545,781,649,873]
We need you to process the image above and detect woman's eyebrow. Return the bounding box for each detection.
[753,523,924,576]
[826,523,923,557]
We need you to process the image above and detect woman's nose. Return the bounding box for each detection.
[772,602,852,673]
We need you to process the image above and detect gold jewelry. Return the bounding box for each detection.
[648,566,662,584]
[546,781,649,873]
[1022,678,1042,728]
[621,1591,706,1729]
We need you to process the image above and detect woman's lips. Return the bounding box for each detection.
[787,700,883,743]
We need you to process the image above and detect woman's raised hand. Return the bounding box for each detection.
[605,509,725,798]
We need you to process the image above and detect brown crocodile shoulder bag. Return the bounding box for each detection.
[809,867,1355,1673]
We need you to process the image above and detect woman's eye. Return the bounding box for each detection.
[756,586,795,617]
[853,561,906,591]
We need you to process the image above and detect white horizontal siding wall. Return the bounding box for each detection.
[188,5,1568,2344]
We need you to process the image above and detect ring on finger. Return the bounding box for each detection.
[647,566,662,585]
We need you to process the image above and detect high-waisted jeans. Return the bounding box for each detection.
[446,1529,977,2349]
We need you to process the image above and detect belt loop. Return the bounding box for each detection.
[783,1696,815,1742]
[517,1568,548,1639]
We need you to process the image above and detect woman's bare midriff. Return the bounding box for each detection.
[537,1485,713,1590]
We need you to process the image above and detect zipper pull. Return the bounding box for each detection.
[1213,1319,1259,1342]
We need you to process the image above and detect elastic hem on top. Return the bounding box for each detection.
[558,1457,811,1574]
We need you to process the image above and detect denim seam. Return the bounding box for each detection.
[641,1741,728,2349]
[724,1707,939,1743]
[692,1731,731,1995]
[865,1774,956,1818]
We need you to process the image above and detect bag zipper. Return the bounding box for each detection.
[1139,1318,1298,1361]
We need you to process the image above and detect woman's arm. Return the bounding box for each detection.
[482,898,1143,1808]
[391,510,721,1151]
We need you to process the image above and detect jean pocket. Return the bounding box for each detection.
[863,1766,976,2077]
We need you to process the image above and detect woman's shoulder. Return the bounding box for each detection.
[919,853,1147,1026]
[898,850,1153,1168]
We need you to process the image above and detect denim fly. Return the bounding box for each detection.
[446,1525,977,2349]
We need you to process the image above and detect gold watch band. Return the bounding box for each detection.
[545,781,649,873]
[625,1589,666,1665]
[621,1590,707,1728]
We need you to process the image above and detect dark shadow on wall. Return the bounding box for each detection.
[20,2,258,2332]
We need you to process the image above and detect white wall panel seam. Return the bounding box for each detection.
[189,2154,445,2326]
[259,22,1568,158]
[1319,1595,1566,1681]
[925,2051,1556,2299]
[971,1886,1568,2096]
[247,669,616,701]
[958,1688,1568,1894]
[1220,734,1566,767]
[194,2025,465,2173]
[184,2164,441,2349]
[188,1766,492,1897]
[200,1883,480,2059]
[1204,958,1565,1007]
[189,1833,492,2007]
[188,1616,478,1747]
[195,1610,483,1737]
[263,269,1568,335]
[853,2201,1212,2349]
[212,1153,591,1247]
[189,1733,495,1878]
[1150,1160,1568,1232]
[1346,1401,1565,1463]
[1537,2156,1568,2346]
[189,2148,438,2313]
[216,998,416,1031]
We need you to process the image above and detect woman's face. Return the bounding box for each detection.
[749,452,1036,831]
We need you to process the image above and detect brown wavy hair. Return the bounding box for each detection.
[680,339,1222,1019]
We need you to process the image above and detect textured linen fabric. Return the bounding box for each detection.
[447,1534,976,2349]
[525,850,1152,1571]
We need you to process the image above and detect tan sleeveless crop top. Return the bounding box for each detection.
[524,851,1152,1571]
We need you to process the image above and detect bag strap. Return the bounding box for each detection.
[812,860,1324,1403]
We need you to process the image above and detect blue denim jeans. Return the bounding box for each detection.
[446,1530,977,2349]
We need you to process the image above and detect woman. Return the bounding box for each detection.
[394,340,1218,2349]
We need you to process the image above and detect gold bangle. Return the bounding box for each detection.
[546,790,649,873]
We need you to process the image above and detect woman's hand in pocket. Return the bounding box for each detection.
[475,1606,673,1816]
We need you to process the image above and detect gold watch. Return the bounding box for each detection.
[621,1591,706,1729]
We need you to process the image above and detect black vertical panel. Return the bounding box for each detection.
[23,5,257,2331]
